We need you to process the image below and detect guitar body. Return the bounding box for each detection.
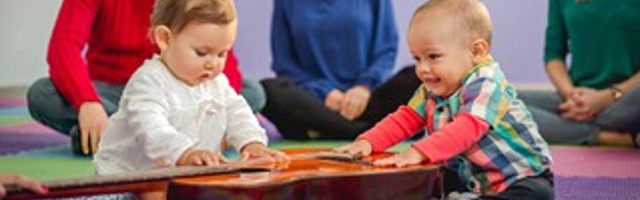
[168,148,441,200]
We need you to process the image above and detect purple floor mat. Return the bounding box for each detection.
[0,133,69,155]
[0,97,25,107]
[555,176,640,200]
[551,146,640,178]
[0,122,58,134]
[257,113,282,140]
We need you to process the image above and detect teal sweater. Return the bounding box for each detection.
[545,0,640,89]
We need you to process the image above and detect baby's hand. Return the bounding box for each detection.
[177,148,228,166]
[241,142,290,162]
[373,147,426,167]
[333,139,373,157]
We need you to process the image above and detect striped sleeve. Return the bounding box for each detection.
[406,85,428,118]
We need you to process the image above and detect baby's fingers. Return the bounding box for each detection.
[373,153,405,166]
[274,151,291,162]
[201,154,215,166]
[202,152,228,166]
[216,153,229,164]
[333,144,353,153]
[241,151,251,161]
[189,156,203,166]
[394,160,416,167]
[373,157,398,166]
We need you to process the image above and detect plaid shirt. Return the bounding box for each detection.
[407,60,552,194]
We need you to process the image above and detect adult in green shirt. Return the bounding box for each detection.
[520,0,640,147]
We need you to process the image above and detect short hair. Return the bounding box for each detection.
[412,0,493,45]
[151,0,236,33]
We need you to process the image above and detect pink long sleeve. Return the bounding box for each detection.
[412,112,489,163]
[358,106,426,152]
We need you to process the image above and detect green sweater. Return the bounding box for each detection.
[545,0,640,89]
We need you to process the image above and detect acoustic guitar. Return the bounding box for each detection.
[6,148,441,200]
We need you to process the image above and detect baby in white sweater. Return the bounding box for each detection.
[94,0,288,175]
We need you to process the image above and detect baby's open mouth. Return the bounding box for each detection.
[423,77,440,84]
[201,73,212,79]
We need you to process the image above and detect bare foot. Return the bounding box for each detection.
[595,130,634,147]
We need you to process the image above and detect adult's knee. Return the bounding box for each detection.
[26,78,56,118]
[260,78,299,106]
[260,78,292,92]
[595,109,640,132]
[241,79,267,113]
[518,90,562,112]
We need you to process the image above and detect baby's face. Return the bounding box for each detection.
[162,21,237,86]
[408,12,475,98]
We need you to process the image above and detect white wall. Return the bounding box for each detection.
[0,0,61,87]
[0,0,551,88]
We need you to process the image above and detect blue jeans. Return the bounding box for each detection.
[518,87,640,145]
[27,77,266,135]
[27,78,124,134]
[241,78,266,113]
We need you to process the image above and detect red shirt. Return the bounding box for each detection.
[47,0,242,111]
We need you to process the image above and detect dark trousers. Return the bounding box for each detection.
[260,66,421,140]
[442,168,555,200]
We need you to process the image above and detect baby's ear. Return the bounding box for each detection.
[152,26,172,51]
[470,39,489,64]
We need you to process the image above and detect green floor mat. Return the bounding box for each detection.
[0,157,94,181]
[0,116,32,125]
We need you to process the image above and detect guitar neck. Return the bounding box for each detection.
[5,165,254,199]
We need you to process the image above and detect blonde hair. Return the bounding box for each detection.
[151,0,236,33]
[412,0,493,45]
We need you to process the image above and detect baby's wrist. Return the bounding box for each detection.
[240,141,265,154]
[355,139,373,153]
[176,147,195,165]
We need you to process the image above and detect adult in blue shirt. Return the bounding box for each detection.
[261,0,420,140]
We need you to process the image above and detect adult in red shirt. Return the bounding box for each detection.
[26,0,263,155]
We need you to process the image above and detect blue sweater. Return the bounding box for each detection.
[271,0,398,100]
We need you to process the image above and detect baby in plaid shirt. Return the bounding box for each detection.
[336,0,553,199]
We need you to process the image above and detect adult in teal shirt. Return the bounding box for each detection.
[261,0,420,140]
[520,0,640,147]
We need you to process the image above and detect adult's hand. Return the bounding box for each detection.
[0,174,48,198]
[340,86,371,121]
[558,97,591,122]
[571,87,615,116]
[325,89,345,112]
[558,89,595,122]
[78,102,109,155]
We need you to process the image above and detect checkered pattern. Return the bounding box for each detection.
[408,60,552,194]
